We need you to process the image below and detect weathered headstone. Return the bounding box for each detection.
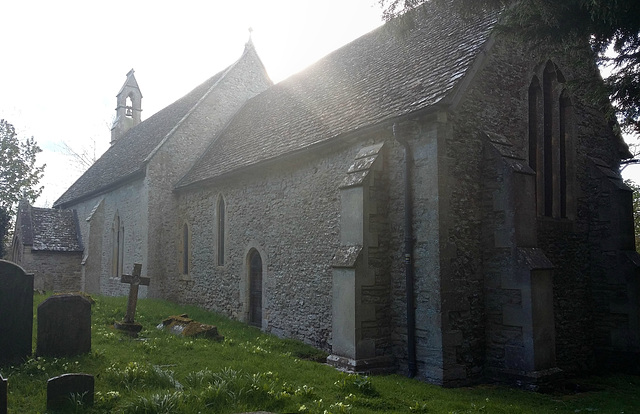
[36,294,91,357]
[0,260,34,365]
[0,374,7,414]
[47,373,94,411]
[114,263,150,334]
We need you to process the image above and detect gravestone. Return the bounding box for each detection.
[1,374,7,414]
[114,263,150,334]
[47,373,94,410]
[0,260,34,365]
[36,294,91,357]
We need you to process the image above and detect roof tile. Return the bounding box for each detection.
[17,202,83,252]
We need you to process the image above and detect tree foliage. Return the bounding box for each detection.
[0,206,9,258]
[0,119,45,215]
[379,0,640,134]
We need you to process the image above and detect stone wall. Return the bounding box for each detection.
[446,33,538,384]
[175,121,449,376]
[21,250,82,292]
[70,178,149,298]
[362,147,393,360]
[447,30,635,382]
[147,45,272,300]
[176,136,385,351]
[328,141,395,373]
[386,120,444,383]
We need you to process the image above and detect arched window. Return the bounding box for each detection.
[559,90,573,218]
[543,62,556,217]
[182,222,190,275]
[11,235,22,263]
[529,61,573,219]
[112,213,124,277]
[248,249,262,327]
[217,196,225,266]
[528,76,542,215]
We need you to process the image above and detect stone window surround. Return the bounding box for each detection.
[216,195,226,267]
[179,220,192,278]
[528,60,576,220]
[111,213,124,279]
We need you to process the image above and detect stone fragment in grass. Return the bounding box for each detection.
[158,314,224,341]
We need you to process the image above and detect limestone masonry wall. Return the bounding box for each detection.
[148,46,272,300]
[385,122,443,383]
[71,178,149,298]
[23,250,82,292]
[176,142,372,350]
[450,31,633,381]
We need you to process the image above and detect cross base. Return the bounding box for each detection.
[114,321,143,336]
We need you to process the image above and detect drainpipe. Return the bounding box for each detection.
[393,123,417,378]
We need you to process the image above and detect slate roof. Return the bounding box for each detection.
[177,5,498,188]
[53,59,238,208]
[17,201,83,252]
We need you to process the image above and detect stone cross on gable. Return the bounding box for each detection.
[121,263,150,324]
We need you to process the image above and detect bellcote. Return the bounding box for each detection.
[110,69,143,145]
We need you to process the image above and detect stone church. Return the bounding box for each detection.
[20,3,640,385]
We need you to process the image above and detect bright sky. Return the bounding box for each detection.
[0,0,384,207]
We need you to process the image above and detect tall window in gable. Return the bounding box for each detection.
[543,62,556,217]
[112,214,124,277]
[529,61,573,219]
[217,196,225,266]
[559,90,573,218]
[528,76,543,215]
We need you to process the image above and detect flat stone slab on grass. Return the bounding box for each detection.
[47,373,94,411]
[158,314,224,341]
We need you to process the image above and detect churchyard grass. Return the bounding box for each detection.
[1,293,638,413]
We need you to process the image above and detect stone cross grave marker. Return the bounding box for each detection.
[114,263,150,334]
[0,260,34,365]
[36,294,92,358]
